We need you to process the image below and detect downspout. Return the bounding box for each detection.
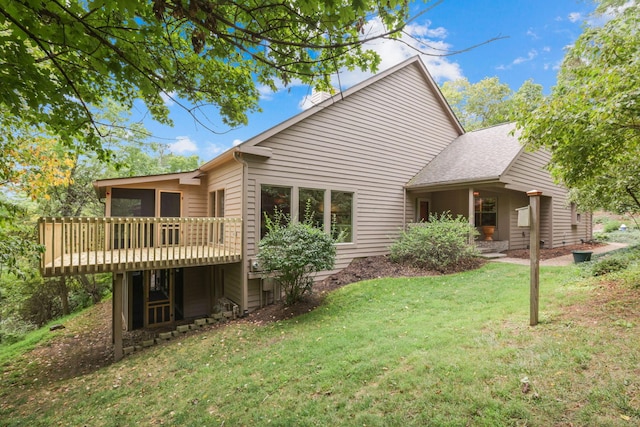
[468,187,475,245]
[403,187,407,230]
[233,151,249,314]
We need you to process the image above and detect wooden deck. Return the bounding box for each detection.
[39,217,242,276]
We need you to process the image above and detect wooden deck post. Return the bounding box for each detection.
[527,190,542,326]
[468,187,475,245]
[113,273,124,361]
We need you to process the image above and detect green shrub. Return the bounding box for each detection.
[592,257,630,276]
[0,317,36,344]
[258,209,336,305]
[602,230,640,245]
[390,212,479,273]
[603,220,622,233]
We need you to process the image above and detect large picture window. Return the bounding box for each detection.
[331,191,353,242]
[260,185,291,237]
[260,185,353,243]
[299,188,325,229]
[474,196,497,227]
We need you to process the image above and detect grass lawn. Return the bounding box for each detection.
[1,262,639,426]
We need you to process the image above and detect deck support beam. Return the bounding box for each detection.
[113,272,124,362]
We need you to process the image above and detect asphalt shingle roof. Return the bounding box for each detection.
[407,122,522,188]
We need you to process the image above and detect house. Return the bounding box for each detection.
[38,56,592,360]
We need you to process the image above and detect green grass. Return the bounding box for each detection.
[0,310,87,366]
[2,263,639,426]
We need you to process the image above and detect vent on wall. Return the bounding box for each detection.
[571,202,581,225]
[249,259,262,272]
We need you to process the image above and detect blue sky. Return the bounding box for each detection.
[140,0,596,162]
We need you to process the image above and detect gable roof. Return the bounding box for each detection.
[200,56,463,172]
[406,122,523,189]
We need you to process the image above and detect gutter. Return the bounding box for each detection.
[405,177,502,192]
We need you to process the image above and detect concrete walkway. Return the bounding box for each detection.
[492,242,629,267]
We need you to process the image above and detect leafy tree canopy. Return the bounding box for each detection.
[518,1,640,213]
[441,77,543,131]
[0,0,410,157]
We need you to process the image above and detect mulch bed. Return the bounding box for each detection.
[504,242,605,260]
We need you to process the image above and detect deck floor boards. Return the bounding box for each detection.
[43,245,241,276]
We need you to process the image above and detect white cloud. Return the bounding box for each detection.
[160,91,176,106]
[168,135,197,154]
[588,1,634,26]
[512,49,538,65]
[295,17,463,110]
[542,46,551,53]
[568,12,583,23]
[257,84,276,101]
[232,139,243,146]
[526,28,539,39]
[200,142,225,160]
[332,18,463,87]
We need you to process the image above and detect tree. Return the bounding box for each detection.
[518,2,640,214]
[389,212,479,273]
[258,209,336,305]
[0,1,411,168]
[441,77,543,131]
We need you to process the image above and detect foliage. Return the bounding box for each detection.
[258,208,336,305]
[591,257,630,277]
[6,264,640,426]
[518,2,640,214]
[0,0,411,174]
[588,244,640,278]
[389,212,479,272]
[440,77,543,131]
[603,220,623,233]
[0,198,42,277]
[0,317,36,345]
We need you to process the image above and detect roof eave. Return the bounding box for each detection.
[406,177,502,192]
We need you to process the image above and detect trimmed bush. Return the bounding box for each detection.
[258,209,336,305]
[390,212,479,273]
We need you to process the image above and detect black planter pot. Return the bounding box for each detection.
[572,250,593,263]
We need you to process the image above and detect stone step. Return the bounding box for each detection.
[477,246,494,254]
[479,252,507,259]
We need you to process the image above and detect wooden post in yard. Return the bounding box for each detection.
[527,190,542,326]
[113,273,124,361]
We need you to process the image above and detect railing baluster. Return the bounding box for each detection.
[38,216,242,275]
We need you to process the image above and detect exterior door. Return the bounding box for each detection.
[147,269,172,326]
[159,191,181,245]
[417,199,430,222]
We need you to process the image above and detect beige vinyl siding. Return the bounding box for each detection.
[244,63,460,286]
[187,185,208,217]
[219,262,242,307]
[245,178,258,255]
[509,193,531,250]
[503,149,591,247]
[247,278,262,309]
[205,161,243,218]
[204,161,245,308]
[182,266,210,318]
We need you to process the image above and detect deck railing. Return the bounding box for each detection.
[39,217,242,276]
